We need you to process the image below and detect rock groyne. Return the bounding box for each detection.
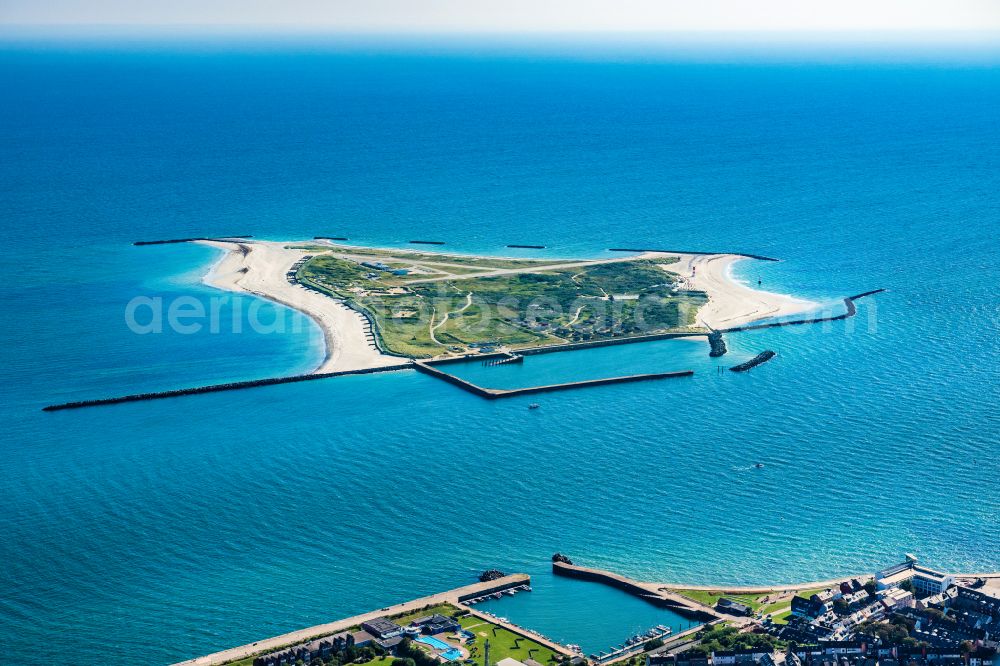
[729,350,776,372]
[708,331,727,357]
[134,235,253,246]
[721,289,885,333]
[608,248,780,262]
[43,364,411,412]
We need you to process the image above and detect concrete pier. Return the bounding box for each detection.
[552,561,720,621]
[414,360,693,399]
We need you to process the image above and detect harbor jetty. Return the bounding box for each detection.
[414,360,694,399]
[551,561,720,621]
[171,574,546,666]
[730,350,776,372]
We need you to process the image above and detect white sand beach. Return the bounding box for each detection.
[199,240,403,373]
[661,253,819,330]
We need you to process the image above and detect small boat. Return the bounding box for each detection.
[755,463,765,468]
[528,403,540,410]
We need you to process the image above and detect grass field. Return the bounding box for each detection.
[673,589,765,612]
[298,246,704,358]
[459,615,561,665]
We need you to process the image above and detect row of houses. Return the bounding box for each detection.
[252,612,461,666]
[649,642,995,666]
[781,586,912,643]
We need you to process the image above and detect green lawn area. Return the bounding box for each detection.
[459,615,561,665]
[387,603,462,626]
[300,249,704,358]
[759,599,792,616]
[673,590,764,612]
[769,609,793,625]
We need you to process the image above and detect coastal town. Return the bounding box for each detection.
[178,556,999,666]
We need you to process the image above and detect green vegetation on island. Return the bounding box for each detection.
[296,245,706,358]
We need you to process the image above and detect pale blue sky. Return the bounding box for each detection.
[2,0,999,33]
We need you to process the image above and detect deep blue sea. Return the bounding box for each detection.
[1,37,998,665]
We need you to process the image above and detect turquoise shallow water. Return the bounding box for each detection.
[1,39,998,664]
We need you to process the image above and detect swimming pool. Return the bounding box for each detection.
[415,636,463,661]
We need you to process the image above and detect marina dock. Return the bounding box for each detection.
[172,574,546,666]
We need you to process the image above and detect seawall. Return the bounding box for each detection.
[414,361,693,400]
[43,364,412,412]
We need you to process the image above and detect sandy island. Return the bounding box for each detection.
[199,240,819,373]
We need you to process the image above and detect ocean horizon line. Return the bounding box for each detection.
[2,27,999,63]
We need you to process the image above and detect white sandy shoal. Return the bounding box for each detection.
[658,253,819,330]
[198,240,402,373]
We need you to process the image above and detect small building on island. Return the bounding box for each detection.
[361,617,404,640]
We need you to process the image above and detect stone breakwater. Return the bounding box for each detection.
[721,289,885,333]
[729,350,776,372]
[42,364,411,412]
[134,235,253,246]
[607,248,780,262]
